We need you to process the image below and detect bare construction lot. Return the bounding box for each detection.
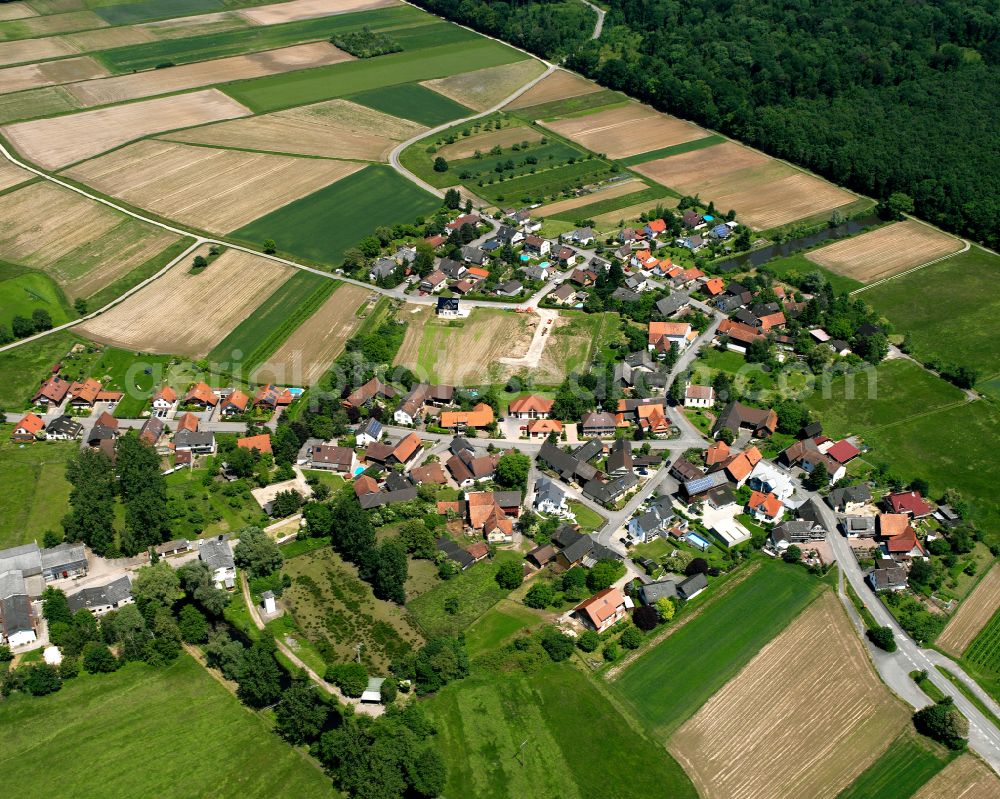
[422,59,546,111]
[937,565,1000,656]
[168,98,426,161]
[805,220,963,283]
[505,68,602,109]
[65,140,363,234]
[2,88,251,169]
[0,181,179,300]
[670,593,909,799]
[542,103,707,159]
[79,247,293,358]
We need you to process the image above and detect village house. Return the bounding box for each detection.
[533,477,567,515]
[684,384,714,408]
[525,418,562,438]
[745,459,795,500]
[747,490,784,523]
[355,417,383,447]
[151,385,177,416]
[237,433,272,455]
[87,411,119,448]
[343,377,396,410]
[523,235,550,256]
[32,376,71,406]
[713,401,778,439]
[420,270,447,293]
[254,385,293,410]
[139,416,164,447]
[173,428,216,455]
[440,403,494,431]
[436,296,466,318]
[67,576,133,617]
[868,556,908,592]
[537,440,600,485]
[617,397,670,436]
[508,395,554,419]
[556,246,578,267]
[45,415,82,441]
[198,535,235,589]
[548,284,577,306]
[827,485,872,513]
[770,519,826,550]
[464,491,521,544]
[655,292,691,318]
[606,438,633,476]
[648,321,696,354]
[0,571,35,647]
[567,227,596,246]
[309,444,357,474]
[885,490,934,519]
[579,411,617,438]
[11,413,44,442]
[574,586,631,632]
[583,473,639,506]
[409,462,447,485]
[67,378,103,408]
[219,389,250,417]
[185,382,218,408]
[843,515,876,538]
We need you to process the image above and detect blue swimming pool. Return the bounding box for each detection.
[353,466,365,477]
[520,254,530,261]
[538,261,550,268]
[286,387,305,398]
[703,214,715,222]
[686,532,711,551]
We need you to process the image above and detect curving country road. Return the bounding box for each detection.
[580,0,606,39]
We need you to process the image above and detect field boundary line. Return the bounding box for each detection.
[851,235,970,294]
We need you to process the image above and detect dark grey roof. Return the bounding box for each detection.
[607,438,633,474]
[497,279,523,295]
[625,350,656,370]
[46,415,83,437]
[639,580,678,604]
[40,542,86,572]
[67,575,132,612]
[632,510,663,535]
[199,536,234,571]
[0,593,32,636]
[678,572,708,598]
[538,440,580,480]
[359,417,382,437]
[450,436,474,456]
[359,487,419,509]
[583,473,638,504]
[552,524,583,549]
[493,491,521,507]
[436,537,474,569]
[574,439,604,463]
[460,245,487,264]
[88,424,118,443]
[559,534,594,564]
[612,287,640,303]
[173,429,215,449]
[534,477,564,507]
[438,258,466,278]
[655,292,690,317]
[437,297,460,313]
[828,484,872,509]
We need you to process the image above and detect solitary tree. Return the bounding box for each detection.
[495,559,524,590]
[234,526,283,578]
[867,626,897,652]
[262,239,277,254]
[433,156,449,173]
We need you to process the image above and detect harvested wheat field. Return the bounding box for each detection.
[534,179,643,217]
[65,140,362,234]
[938,565,1000,657]
[167,98,425,161]
[1,88,250,169]
[0,55,107,94]
[0,158,31,191]
[422,59,546,111]
[61,26,156,50]
[0,181,180,299]
[254,282,372,385]
[806,220,963,283]
[239,0,399,25]
[0,37,76,67]
[542,103,707,159]
[636,140,855,230]
[139,11,253,40]
[65,42,351,107]
[506,68,602,109]
[0,3,36,21]
[670,593,909,799]
[394,305,532,385]
[79,247,292,358]
[912,754,1000,799]
[436,125,543,161]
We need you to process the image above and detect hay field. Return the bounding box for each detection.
[1,88,251,169]
[239,0,399,25]
[254,282,371,385]
[0,3,36,21]
[64,140,363,234]
[60,26,156,50]
[636,140,856,230]
[422,59,546,111]
[78,246,292,358]
[534,178,642,216]
[436,125,543,160]
[0,158,31,191]
[167,98,425,160]
[0,37,75,67]
[542,103,707,159]
[938,564,1000,656]
[0,181,179,300]
[65,42,351,107]
[806,220,963,283]
[394,305,533,384]
[912,754,1000,799]
[0,55,106,94]
[670,593,909,799]
[506,68,601,109]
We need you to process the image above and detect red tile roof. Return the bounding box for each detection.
[237,434,271,454]
[14,413,44,436]
[826,439,860,464]
[887,491,933,517]
[509,395,554,415]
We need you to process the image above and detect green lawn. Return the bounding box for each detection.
[0,265,74,330]
[835,729,954,799]
[0,331,90,409]
[463,599,544,657]
[349,83,472,126]
[567,500,605,533]
[85,347,205,418]
[0,427,76,550]
[613,559,824,737]
[618,134,726,167]
[207,272,337,372]
[231,165,440,267]
[862,246,1000,386]
[224,38,528,113]
[764,252,864,295]
[408,550,523,637]
[426,663,697,799]
[0,655,336,799]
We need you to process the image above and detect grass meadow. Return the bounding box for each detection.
[349,83,471,126]
[508,89,624,122]
[0,655,335,799]
[0,331,86,409]
[613,558,823,737]
[94,0,227,26]
[764,252,864,295]
[463,599,544,658]
[232,165,440,267]
[0,266,74,330]
[961,606,1000,705]
[427,663,697,799]
[835,729,954,799]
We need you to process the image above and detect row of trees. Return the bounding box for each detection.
[0,308,53,345]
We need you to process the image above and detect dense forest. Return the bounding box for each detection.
[416,0,1000,248]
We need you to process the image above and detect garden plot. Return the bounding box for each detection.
[0,37,76,67]
[64,41,351,107]
[238,0,400,25]
[636,140,856,230]
[78,246,292,358]
[505,67,602,109]
[670,593,909,799]
[421,58,546,111]
[0,54,106,94]
[253,282,371,385]
[805,220,962,283]
[167,98,425,161]
[542,102,707,159]
[912,754,1000,799]
[64,140,363,234]
[1,88,250,169]
[0,181,180,300]
[937,565,1000,656]
[435,124,543,161]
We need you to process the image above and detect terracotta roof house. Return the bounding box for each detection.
[237,434,272,454]
[67,378,102,407]
[391,432,422,465]
[343,377,396,410]
[721,445,763,485]
[176,412,199,433]
[151,385,177,412]
[254,384,293,409]
[33,376,71,405]
[702,277,725,296]
[526,418,563,438]
[704,440,730,467]
[648,321,696,351]
[353,475,379,497]
[508,395,554,419]
[219,389,249,416]
[440,403,494,430]
[748,490,783,522]
[410,462,447,485]
[886,491,934,518]
[877,514,910,538]
[139,416,164,446]
[884,526,925,558]
[185,382,218,407]
[718,318,764,346]
[574,587,629,632]
[11,413,45,442]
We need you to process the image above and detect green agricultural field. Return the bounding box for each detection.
[0,427,76,550]
[0,266,74,330]
[964,608,1000,696]
[836,729,954,799]
[508,89,625,122]
[427,664,697,799]
[547,184,675,222]
[862,246,1000,386]
[207,272,337,373]
[764,252,864,295]
[618,134,726,167]
[463,599,544,657]
[94,0,227,25]
[96,6,430,71]
[165,467,264,539]
[225,38,529,113]
[0,331,89,409]
[232,165,440,267]
[349,83,472,126]
[408,550,524,637]
[0,85,80,125]
[613,559,823,737]
[0,655,336,799]
[475,158,618,205]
